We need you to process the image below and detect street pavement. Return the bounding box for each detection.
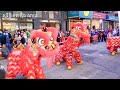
[0,42,120,79]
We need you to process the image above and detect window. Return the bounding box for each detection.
[49,11,54,19]
[19,23,32,29]
[3,22,18,31]
[36,11,42,18]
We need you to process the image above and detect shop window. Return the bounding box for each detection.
[69,20,81,30]
[54,11,59,19]
[56,23,60,29]
[83,19,91,27]
[46,23,56,27]
[36,11,42,18]
[42,11,49,19]
[91,19,100,29]
[49,11,54,19]
[19,23,32,29]
[3,22,19,31]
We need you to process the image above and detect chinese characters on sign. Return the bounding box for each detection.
[93,12,106,19]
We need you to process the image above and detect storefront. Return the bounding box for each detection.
[68,11,93,30]
[33,11,66,30]
[92,11,106,30]
[106,15,119,29]
[0,18,33,36]
[40,19,60,29]
[1,18,33,30]
[68,11,81,30]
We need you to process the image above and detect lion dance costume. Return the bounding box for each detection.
[55,22,91,70]
[106,36,120,56]
[6,27,60,79]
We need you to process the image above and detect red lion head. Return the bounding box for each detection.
[36,26,60,67]
[70,22,91,44]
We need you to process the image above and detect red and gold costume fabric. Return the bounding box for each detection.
[106,36,120,54]
[55,22,91,70]
[6,28,60,79]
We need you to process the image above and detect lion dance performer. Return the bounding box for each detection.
[106,36,120,56]
[55,22,91,70]
[6,27,60,79]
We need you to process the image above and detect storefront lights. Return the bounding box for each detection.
[99,19,103,23]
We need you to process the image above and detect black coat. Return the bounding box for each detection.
[20,37,26,44]
[0,33,6,45]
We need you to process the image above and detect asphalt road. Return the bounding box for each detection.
[1,42,120,79]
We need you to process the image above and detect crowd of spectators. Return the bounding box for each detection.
[0,29,31,59]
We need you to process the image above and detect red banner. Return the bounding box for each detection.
[93,12,106,19]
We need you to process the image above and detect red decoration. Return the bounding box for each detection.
[55,22,91,69]
[6,28,60,79]
[107,36,120,54]
[93,12,106,19]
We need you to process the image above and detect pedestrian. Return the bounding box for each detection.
[4,30,12,52]
[23,31,27,46]
[20,32,26,46]
[0,44,10,59]
[0,31,2,45]
[13,34,19,48]
[102,31,106,42]
[0,31,6,45]
[112,28,117,36]
[98,31,101,42]
[108,27,112,34]
[57,30,61,43]
[8,31,13,45]
[116,27,119,36]
[107,32,112,37]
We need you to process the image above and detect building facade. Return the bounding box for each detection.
[68,11,93,30]
[0,11,68,32]
[92,11,106,30]
[68,11,119,30]
[105,15,119,29]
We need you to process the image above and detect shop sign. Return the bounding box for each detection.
[106,15,119,21]
[93,12,106,19]
[0,11,13,18]
[68,11,79,18]
[79,11,93,19]
[68,11,93,19]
